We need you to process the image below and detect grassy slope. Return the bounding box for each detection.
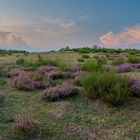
[0,52,140,139]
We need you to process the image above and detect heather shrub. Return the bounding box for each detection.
[12,113,40,136]
[81,72,129,106]
[37,66,56,75]
[0,92,6,102]
[112,59,125,66]
[117,64,132,73]
[129,77,140,97]
[41,83,79,101]
[127,56,140,63]
[33,81,50,89]
[13,72,35,91]
[7,68,23,78]
[82,54,90,59]
[81,59,102,72]
[103,65,117,72]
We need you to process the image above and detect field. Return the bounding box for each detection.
[0,49,140,140]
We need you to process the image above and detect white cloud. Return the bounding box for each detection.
[100,25,140,47]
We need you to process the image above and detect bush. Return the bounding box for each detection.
[77,58,85,62]
[81,72,129,106]
[81,59,101,72]
[127,56,140,63]
[58,61,71,71]
[37,54,47,65]
[12,113,40,136]
[41,83,79,101]
[7,69,23,78]
[129,78,140,97]
[13,72,35,91]
[112,59,125,66]
[117,64,132,73]
[96,56,107,64]
[16,58,25,65]
[0,92,6,102]
[82,54,90,59]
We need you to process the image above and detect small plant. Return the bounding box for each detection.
[7,69,23,78]
[82,54,90,59]
[129,77,140,97]
[127,56,140,63]
[0,92,6,102]
[117,64,132,73]
[112,59,125,66]
[37,54,47,65]
[96,56,107,64]
[58,61,71,71]
[77,58,85,62]
[81,72,129,106]
[41,83,79,101]
[16,58,25,65]
[12,113,40,136]
[13,72,35,91]
[81,59,101,72]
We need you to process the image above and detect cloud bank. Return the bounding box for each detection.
[100,25,140,47]
[0,31,31,51]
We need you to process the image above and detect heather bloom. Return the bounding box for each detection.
[129,77,140,97]
[13,113,40,135]
[41,83,79,101]
[7,68,23,78]
[0,92,6,102]
[13,72,35,91]
[37,66,56,75]
[117,64,132,73]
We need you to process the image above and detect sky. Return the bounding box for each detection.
[0,0,140,51]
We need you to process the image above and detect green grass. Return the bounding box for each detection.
[0,51,139,139]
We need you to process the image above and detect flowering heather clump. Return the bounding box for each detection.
[41,83,79,101]
[0,92,6,102]
[13,113,40,136]
[46,71,64,81]
[129,77,140,97]
[13,72,35,91]
[37,66,56,75]
[7,68,24,78]
[117,64,132,73]
[117,63,140,73]
[33,81,50,89]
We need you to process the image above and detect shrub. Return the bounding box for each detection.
[7,69,23,78]
[71,63,81,72]
[37,54,47,65]
[127,56,140,63]
[129,77,140,97]
[96,56,107,64]
[82,54,90,59]
[41,83,79,101]
[81,59,101,72]
[33,81,50,89]
[0,92,6,102]
[37,66,56,75]
[12,113,40,136]
[16,58,25,65]
[77,58,85,62]
[117,64,132,73]
[58,61,71,71]
[13,72,35,91]
[112,59,125,66]
[81,72,129,106]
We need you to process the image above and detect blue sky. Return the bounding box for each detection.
[0,0,140,51]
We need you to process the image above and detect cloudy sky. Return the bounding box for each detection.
[0,0,140,51]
